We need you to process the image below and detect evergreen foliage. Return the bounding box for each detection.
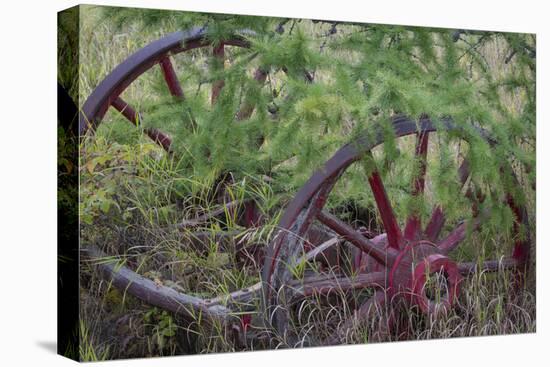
[94,7,535,248]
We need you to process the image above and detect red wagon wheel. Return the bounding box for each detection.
[79,27,269,148]
[261,115,530,342]
[80,27,312,148]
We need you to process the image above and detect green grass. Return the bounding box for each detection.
[79,319,110,361]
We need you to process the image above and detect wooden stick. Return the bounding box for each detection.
[177,199,251,229]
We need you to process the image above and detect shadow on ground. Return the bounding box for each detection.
[36,341,57,354]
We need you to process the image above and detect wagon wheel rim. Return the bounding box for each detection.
[261,115,530,341]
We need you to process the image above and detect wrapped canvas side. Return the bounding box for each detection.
[57,5,80,361]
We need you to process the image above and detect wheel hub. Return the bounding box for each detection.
[386,239,462,315]
[411,254,461,314]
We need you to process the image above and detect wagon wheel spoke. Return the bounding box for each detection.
[457,155,470,180]
[316,210,397,266]
[457,257,519,275]
[111,96,141,125]
[365,152,403,249]
[423,159,472,242]
[507,194,530,264]
[288,271,385,300]
[404,131,429,241]
[143,128,173,152]
[424,206,445,242]
[459,159,488,219]
[437,214,483,254]
[159,55,185,98]
[293,179,337,239]
[211,43,225,105]
[111,96,172,151]
[295,237,340,265]
[236,67,268,121]
[461,162,481,214]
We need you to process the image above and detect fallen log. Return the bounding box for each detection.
[82,245,236,324]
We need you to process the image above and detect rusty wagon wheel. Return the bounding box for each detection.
[261,115,530,344]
